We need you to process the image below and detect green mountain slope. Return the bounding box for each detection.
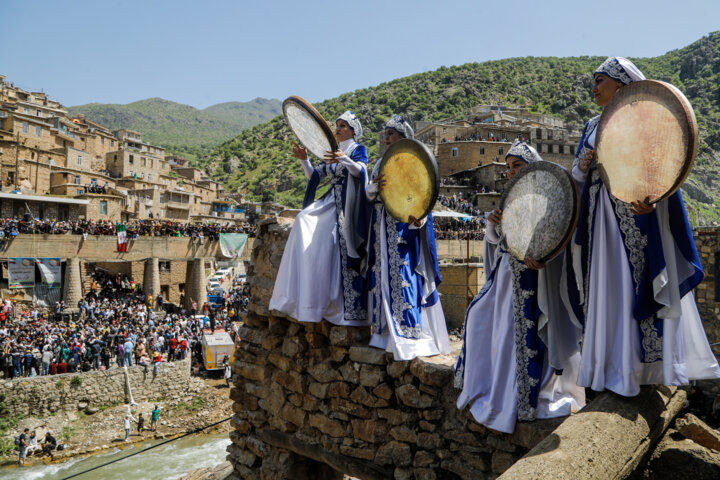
[208,32,720,225]
[66,97,281,163]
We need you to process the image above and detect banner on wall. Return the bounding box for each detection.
[37,258,62,289]
[8,258,35,289]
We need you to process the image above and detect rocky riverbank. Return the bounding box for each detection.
[0,375,233,467]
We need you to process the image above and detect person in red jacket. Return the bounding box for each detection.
[179,338,187,360]
[152,350,162,374]
[168,336,178,363]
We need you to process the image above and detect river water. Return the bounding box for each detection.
[0,433,231,480]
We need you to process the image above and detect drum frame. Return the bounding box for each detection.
[595,79,698,204]
[498,161,580,263]
[377,138,440,222]
[282,95,338,158]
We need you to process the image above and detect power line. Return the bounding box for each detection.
[61,416,232,480]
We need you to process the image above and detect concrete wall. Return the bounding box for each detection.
[0,234,255,262]
[0,358,191,417]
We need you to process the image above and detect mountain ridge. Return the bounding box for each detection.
[66,97,282,163]
[204,32,720,225]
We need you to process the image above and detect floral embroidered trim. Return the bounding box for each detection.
[610,196,647,294]
[386,210,422,339]
[572,116,600,171]
[509,257,538,422]
[594,58,633,86]
[582,168,602,312]
[332,164,365,321]
[370,204,383,334]
[640,316,663,363]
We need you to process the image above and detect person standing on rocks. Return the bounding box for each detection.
[123,413,136,441]
[150,405,160,431]
[17,428,29,465]
[137,413,145,435]
[123,337,134,367]
[223,358,232,388]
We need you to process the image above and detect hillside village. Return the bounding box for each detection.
[0,74,244,224]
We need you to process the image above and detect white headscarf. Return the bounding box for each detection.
[506,139,542,163]
[385,114,414,139]
[336,110,362,140]
[593,57,646,85]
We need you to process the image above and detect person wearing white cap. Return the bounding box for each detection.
[364,115,450,361]
[568,57,720,397]
[271,110,370,326]
[454,140,585,434]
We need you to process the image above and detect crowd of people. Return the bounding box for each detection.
[433,217,485,240]
[437,194,482,217]
[0,265,248,380]
[0,218,256,238]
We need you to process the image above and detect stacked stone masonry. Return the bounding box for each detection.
[229,218,563,480]
[0,358,191,418]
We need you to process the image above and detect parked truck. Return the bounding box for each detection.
[200,327,235,370]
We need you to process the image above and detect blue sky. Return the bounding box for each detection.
[1,0,718,108]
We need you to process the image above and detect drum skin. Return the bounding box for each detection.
[499,162,579,263]
[378,139,439,222]
[282,96,338,160]
[595,80,697,204]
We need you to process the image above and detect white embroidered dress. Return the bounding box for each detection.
[270,139,369,326]
[571,117,720,396]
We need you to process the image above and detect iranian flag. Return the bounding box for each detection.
[117,223,127,252]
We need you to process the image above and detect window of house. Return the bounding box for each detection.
[22,122,29,133]
[101,137,105,145]
[480,146,485,155]
[77,155,82,166]
[35,126,41,137]
[110,140,114,147]
[129,155,134,164]
[114,154,118,163]
[498,147,504,155]
[442,127,447,133]
[99,200,107,215]
[161,163,165,169]
[142,157,146,166]
[148,174,152,182]
[452,147,458,157]
[73,175,81,184]
[159,261,170,272]
[36,109,41,117]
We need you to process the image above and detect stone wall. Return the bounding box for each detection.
[0,358,191,417]
[437,263,484,330]
[228,218,561,479]
[694,228,719,341]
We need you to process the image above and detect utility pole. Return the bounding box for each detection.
[14,131,20,188]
